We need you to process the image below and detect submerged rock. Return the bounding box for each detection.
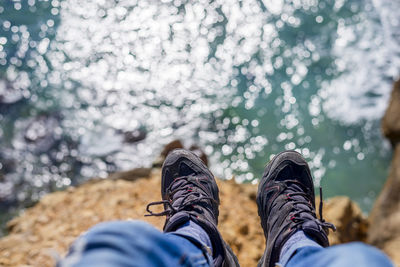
[160,139,184,157]
[120,129,147,144]
[153,139,209,167]
[0,79,24,105]
[22,114,62,153]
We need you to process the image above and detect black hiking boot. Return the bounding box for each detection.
[146,149,240,267]
[256,151,336,267]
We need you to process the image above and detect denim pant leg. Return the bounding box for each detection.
[59,220,212,267]
[286,242,394,267]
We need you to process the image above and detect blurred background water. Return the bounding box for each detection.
[1,0,400,231]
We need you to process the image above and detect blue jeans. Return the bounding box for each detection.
[59,220,393,267]
[286,243,393,267]
[59,221,213,267]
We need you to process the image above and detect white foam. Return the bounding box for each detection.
[322,0,400,124]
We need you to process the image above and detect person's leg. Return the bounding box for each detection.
[61,149,239,267]
[256,150,394,267]
[278,230,322,266]
[59,220,212,267]
[284,241,394,267]
[146,149,239,267]
[256,151,336,267]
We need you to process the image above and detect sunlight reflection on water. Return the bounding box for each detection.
[0,0,399,213]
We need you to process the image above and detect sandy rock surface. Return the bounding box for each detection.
[368,79,400,266]
[0,169,369,267]
[369,144,400,265]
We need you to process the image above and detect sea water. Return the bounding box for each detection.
[0,0,400,227]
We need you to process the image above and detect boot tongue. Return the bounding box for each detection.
[169,176,212,209]
[285,182,321,229]
[286,183,313,214]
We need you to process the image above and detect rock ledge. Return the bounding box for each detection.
[0,170,367,267]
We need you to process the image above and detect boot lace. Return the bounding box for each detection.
[284,180,336,232]
[145,175,218,217]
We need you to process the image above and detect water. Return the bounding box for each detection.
[1,0,400,228]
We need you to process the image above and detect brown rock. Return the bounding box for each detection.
[122,129,146,144]
[368,144,400,265]
[153,140,209,167]
[367,79,400,266]
[0,171,370,267]
[160,140,184,157]
[316,196,367,245]
[108,167,152,181]
[382,79,400,146]
[152,140,184,167]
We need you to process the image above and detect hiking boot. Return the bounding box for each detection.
[146,149,239,267]
[256,151,335,267]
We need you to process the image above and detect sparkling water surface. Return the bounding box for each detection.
[1,0,400,228]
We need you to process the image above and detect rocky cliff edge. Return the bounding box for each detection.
[0,168,368,267]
